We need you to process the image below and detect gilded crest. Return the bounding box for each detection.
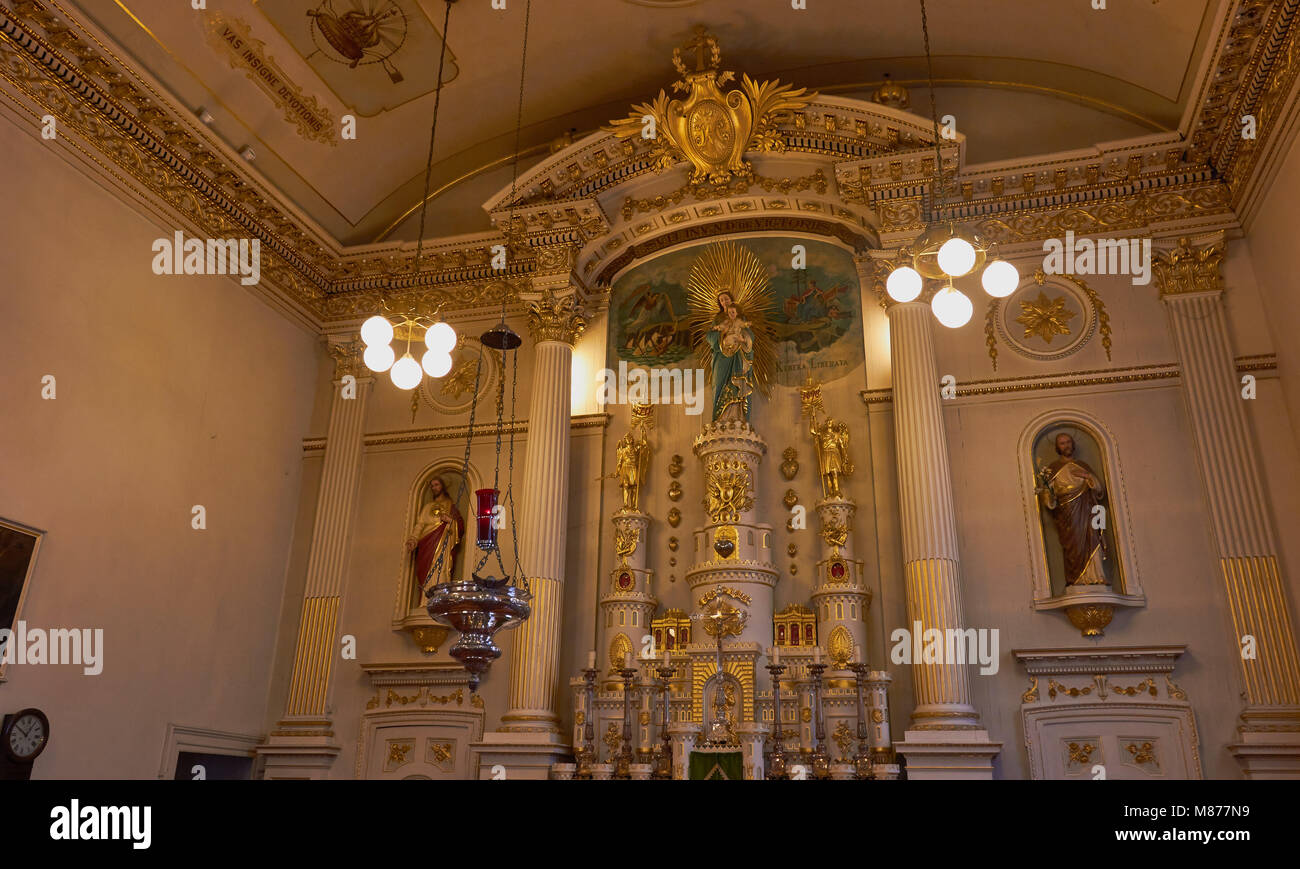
[606,27,816,184]
[829,625,854,668]
[705,458,754,522]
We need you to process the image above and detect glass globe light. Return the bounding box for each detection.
[981,259,1019,298]
[886,266,923,303]
[424,321,457,354]
[390,353,422,390]
[936,236,977,277]
[361,315,394,347]
[363,342,395,373]
[931,285,973,328]
[422,349,453,378]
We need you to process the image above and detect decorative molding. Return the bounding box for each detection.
[302,412,613,453]
[1153,235,1227,297]
[0,0,1290,332]
[859,357,1278,405]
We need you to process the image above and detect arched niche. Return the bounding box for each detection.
[1016,409,1145,631]
[391,458,481,646]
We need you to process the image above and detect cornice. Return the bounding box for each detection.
[2,0,1293,334]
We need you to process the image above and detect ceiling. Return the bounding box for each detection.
[68,0,1220,246]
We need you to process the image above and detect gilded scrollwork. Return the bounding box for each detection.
[525,288,589,345]
[704,458,754,522]
[605,27,815,185]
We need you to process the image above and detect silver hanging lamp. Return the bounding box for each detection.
[423,0,533,690]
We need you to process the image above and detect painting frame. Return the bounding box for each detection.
[0,516,44,683]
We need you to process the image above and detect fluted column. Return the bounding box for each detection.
[886,299,1000,778]
[888,301,980,729]
[1155,237,1300,777]
[258,336,370,778]
[499,290,588,733]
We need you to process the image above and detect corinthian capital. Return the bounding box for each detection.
[525,287,589,345]
[1153,235,1226,298]
[326,335,366,380]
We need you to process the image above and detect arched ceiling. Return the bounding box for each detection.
[69,0,1219,246]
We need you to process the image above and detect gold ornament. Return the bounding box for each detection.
[667,507,682,527]
[780,447,799,480]
[802,378,854,499]
[787,542,798,557]
[610,632,633,669]
[1015,291,1076,344]
[605,26,815,185]
[668,536,679,552]
[614,526,640,565]
[820,518,848,550]
[704,458,754,522]
[698,586,753,607]
[668,454,684,478]
[828,626,854,668]
[1066,603,1114,637]
[713,525,739,560]
[833,720,856,761]
[782,489,799,510]
[668,480,683,501]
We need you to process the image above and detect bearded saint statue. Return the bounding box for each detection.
[406,477,464,591]
[1035,433,1109,587]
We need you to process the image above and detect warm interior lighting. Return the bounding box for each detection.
[886,266,923,302]
[422,349,453,378]
[936,236,976,277]
[361,315,394,347]
[390,353,422,389]
[981,259,1019,297]
[425,322,457,354]
[931,285,973,328]
[363,343,395,373]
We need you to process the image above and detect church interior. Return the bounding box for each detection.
[3,0,1300,783]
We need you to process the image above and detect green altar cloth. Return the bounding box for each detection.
[689,749,744,780]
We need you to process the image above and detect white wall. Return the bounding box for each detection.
[0,113,319,778]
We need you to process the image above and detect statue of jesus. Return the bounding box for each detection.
[1035,433,1109,587]
[406,477,464,591]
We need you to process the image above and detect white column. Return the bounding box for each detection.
[501,335,577,730]
[1156,237,1300,778]
[258,336,370,779]
[887,301,1001,778]
[473,287,587,779]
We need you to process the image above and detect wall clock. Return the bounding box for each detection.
[2,707,49,764]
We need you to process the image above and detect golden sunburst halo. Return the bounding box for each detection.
[685,242,777,397]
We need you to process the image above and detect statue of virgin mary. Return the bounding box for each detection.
[687,243,776,422]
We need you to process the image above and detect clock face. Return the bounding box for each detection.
[7,712,46,761]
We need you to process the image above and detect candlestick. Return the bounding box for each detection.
[765,658,789,780]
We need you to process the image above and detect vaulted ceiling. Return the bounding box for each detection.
[68,0,1219,246]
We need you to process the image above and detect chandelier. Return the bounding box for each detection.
[418,0,534,690]
[884,0,1019,327]
[360,309,457,389]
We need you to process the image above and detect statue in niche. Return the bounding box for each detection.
[687,243,775,422]
[1034,432,1110,587]
[406,477,465,591]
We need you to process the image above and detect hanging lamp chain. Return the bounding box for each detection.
[919,0,946,226]
[501,0,533,322]
[412,0,455,282]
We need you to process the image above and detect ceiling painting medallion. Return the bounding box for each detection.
[607,26,816,184]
